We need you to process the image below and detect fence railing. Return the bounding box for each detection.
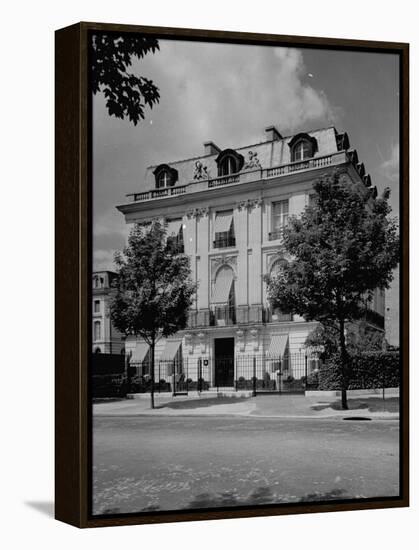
[92,349,400,398]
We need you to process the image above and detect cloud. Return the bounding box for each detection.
[93,249,117,272]
[380,144,399,182]
[93,41,336,261]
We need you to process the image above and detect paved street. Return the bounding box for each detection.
[92,415,399,515]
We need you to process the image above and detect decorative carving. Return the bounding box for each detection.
[243,150,261,170]
[236,329,245,352]
[237,198,263,211]
[250,328,259,351]
[186,207,209,219]
[197,331,206,353]
[184,332,194,354]
[193,160,210,181]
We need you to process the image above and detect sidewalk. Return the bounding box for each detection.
[93,393,399,420]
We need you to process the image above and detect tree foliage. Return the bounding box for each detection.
[110,221,196,408]
[110,221,196,345]
[266,170,399,408]
[305,321,384,360]
[91,34,160,125]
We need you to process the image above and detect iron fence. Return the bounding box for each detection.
[92,352,322,398]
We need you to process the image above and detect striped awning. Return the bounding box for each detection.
[166,219,183,236]
[212,268,234,304]
[267,333,289,357]
[214,211,233,233]
[131,341,149,363]
[160,339,182,361]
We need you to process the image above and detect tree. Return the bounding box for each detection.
[265,170,399,409]
[91,34,160,125]
[110,222,196,408]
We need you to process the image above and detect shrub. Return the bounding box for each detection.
[318,351,400,391]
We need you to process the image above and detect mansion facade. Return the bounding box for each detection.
[116,125,384,387]
[92,271,125,355]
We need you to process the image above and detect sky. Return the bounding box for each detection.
[92,38,400,272]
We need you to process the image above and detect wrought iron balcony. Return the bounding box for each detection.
[268,227,286,241]
[187,306,293,328]
[166,236,184,254]
[213,236,236,249]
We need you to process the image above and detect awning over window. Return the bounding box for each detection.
[160,339,182,361]
[166,219,183,236]
[131,341,149,363]
[212,268,234,304]
[267,333,289,357]
[214,211,233,233]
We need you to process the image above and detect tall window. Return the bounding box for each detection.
[219,156,236,176]
[94,321,101,341]
[94,300,100,313]
[291,140,313,162]
[214,211,235,248]
[157,171,170,188]
[272,200,289,230]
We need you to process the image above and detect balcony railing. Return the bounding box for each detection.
[125,151,347,203]
[213,236,236,249]
[187,306,293,328]
[167,236,184,254]
[127,185,187,202]
[268,227,287,241]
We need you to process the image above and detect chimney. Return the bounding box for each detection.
[265,126,283,141]
[204,141,221,156]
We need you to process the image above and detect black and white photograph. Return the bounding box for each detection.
[90,32,403,517]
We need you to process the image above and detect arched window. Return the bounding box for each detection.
[157,170,171,188]
[292,140,313,161]
[268,259,292,322]
[215,149,244,177]
[153,164,178,189]
[212,266,236,325]
[94,320,101,341]
[219,155,236,176]
[288,133,318,162]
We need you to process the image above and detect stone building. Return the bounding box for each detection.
[116,125,384,388]
[92,271,125,354]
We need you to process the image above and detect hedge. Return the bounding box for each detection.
[318,351,400,391]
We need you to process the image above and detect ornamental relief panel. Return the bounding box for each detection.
[237,198,264,211]
[186,207,209,220]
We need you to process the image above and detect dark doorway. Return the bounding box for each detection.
[214,338,235,387]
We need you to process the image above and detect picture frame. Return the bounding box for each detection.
[55,21,409,528]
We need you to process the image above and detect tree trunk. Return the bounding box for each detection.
[339,319,348,410]
[150,338,155,409]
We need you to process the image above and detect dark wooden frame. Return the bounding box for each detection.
[55,21,409,528]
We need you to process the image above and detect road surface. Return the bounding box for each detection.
[92,416,399,515]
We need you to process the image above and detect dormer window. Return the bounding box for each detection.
[292,140,312,161]
[215,149,244,177]
[153,164,178,189]
[157,171,170,188]
[288,133,318,162]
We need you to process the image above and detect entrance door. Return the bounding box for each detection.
[214,338,234,387]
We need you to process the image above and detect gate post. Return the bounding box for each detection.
[305,353,308,391]
[198,357,202,393]
[252,356,257,397]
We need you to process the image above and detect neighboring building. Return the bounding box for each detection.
[116,125,384,387]
[92,271,125,354]
[385,266,400,348]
